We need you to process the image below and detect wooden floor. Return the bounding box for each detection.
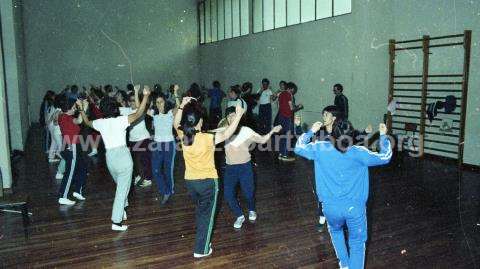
[1,127,480,268]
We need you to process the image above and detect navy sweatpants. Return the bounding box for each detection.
[59,144,87,198]
[185,179,218,254]
[223,162,255,217]
[258,104,272,135]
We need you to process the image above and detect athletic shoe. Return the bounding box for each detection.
[73,192,86,201]
[279,155,295,162]
[55,173,64,180]
[233,215,245,229]
[112,223,128,231]
[134,175,142,185]
[48,158,60,163]
[161,194,171,205]
[140,180,152,187]
[87,149,98,157]
[123,210,127,221]
[193,246,213,258]
[58,198,76,205]
[317,216,326,232]
[248,211,257,222]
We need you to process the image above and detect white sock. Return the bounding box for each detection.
[319,216,326,224]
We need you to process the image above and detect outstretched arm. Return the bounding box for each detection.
[294,121,322,160]
[354,124,392,166]
[251,125,282,144]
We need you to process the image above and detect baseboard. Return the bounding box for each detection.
[422,153,480,171]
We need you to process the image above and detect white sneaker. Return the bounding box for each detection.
[123,210,127,221]
[73,192,86,201]
[233,215,245,229]
[87,149,98,157]
[112,223,128,231]
[55,173,64,180]
[58,198,76,205]
[248,211,257,222]
[140,180,152,187]
[319,216,326,225]
[279,155,295,162]
[193,246,213,258]
[134,175,141,185]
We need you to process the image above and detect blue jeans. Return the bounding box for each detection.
[278,114,293,156]
[224,162,255,217]
[258,104,272,135]
[323,202,367,269]
[151,141,176,195]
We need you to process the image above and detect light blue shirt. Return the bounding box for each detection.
[153,110,174,142]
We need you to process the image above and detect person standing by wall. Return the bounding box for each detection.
[277,82,296,161]
[333,84,349,120]
[207,81,226,128]
[257,78,273,135]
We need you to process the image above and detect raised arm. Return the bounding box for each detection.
[128,86,151,124]
[353,124,392,166]
[174,97,195,131]
[77,99,92,128]
[134,84,141,108]
[294,121,322,160]
[172,84,181,115]
[214,102,245,145]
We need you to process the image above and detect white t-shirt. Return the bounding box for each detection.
[119,107,151,142]
[153,110,174,142]
[47,107,62,135]
[92,116,130,149]
[225,127,263,165]
[227,98,247,109]
[258,89,273,105]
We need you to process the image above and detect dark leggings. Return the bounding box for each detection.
[129,139,152,183]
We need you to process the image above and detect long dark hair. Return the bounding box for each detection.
[179,100,204,146]
[152,92,173,115]
[331,119,354,153]
[57,94,76,113]
[43,90,55,106]
[100,96,120,118]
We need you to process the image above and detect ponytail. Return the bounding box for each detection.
[180,101,203,146]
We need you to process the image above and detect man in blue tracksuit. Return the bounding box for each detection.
[294,120,392,269]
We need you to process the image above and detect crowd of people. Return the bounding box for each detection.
[39,79,391,268]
